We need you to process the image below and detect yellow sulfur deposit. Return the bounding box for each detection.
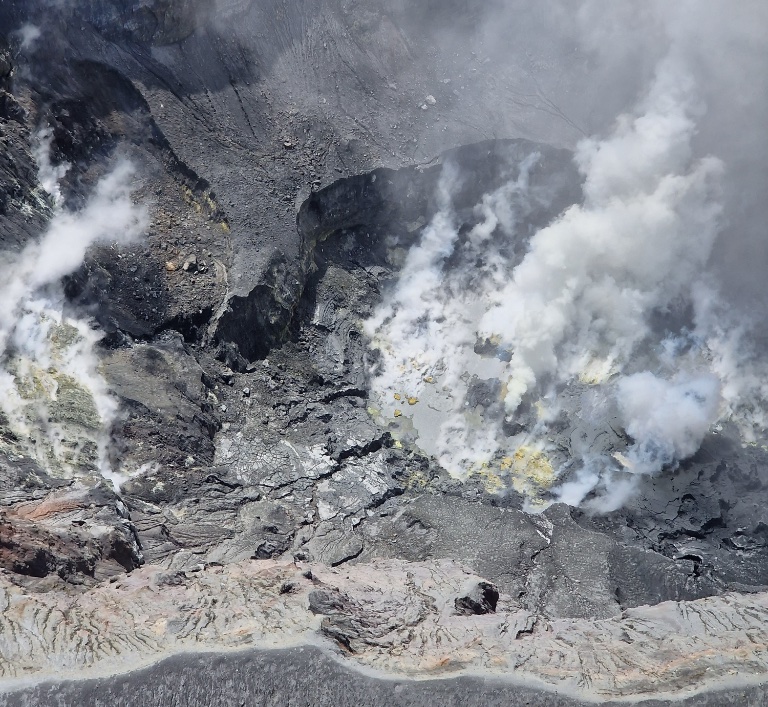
[578,357,614,385]
[504,447,556,497]
[473,464,505,494]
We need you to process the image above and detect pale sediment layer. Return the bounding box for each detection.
[2,646,768,707]
[1,558,767,703]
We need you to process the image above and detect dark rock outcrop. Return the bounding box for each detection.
[0,0,766,704]
[454,581,499,615]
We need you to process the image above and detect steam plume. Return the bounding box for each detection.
[364,17,765,510]
[0,135,147,487]
[478,58,722,413]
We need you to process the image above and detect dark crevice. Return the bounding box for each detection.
[320,387,368,404]
[330,543,364,567]
[333,433,391,464]
[214,139,579,367]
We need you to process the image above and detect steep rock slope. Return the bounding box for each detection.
[0,1,766,705]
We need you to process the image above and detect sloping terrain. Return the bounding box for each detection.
[0,2,767,705]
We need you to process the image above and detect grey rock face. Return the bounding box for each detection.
[75,0,212,45]
[0,0,766,704]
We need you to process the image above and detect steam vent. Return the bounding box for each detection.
[1,2,767,705]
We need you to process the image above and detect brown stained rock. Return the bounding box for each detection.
[0,516,92,579]
[0,485,143,588]
[14,497,85,522]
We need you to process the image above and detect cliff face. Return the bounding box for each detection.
[0,1,767,705]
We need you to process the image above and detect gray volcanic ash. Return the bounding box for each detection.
[0,1,768,705]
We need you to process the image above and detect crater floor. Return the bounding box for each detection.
[0,2,766,705]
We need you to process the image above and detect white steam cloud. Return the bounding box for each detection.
[15,24,42,51]
[364,13,767,511]
[478,58,722,413]
[0,134,147,488]
[364,152,547,475]
[31,128,69,204]
[617,372,721,474]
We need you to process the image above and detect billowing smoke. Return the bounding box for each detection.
[477,57,722,413]
[31,127,69,205]
[616,372,721,474]
[364,3,767,511]
[0,134,147,487]
[363,153,549,476]
[14,23,41,51]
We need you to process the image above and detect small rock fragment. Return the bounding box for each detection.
[308,589,348,615]
[454,581,499,615]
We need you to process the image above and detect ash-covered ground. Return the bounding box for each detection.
[0,1,767,705]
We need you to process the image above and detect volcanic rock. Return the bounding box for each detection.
[454,581,500,615]
[0,1,765,705]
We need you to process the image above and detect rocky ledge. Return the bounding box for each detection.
[0,1,766,705]
[1,558,767,704]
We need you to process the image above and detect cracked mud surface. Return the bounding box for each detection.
[2,558,768,703]
[0,1,767,705]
